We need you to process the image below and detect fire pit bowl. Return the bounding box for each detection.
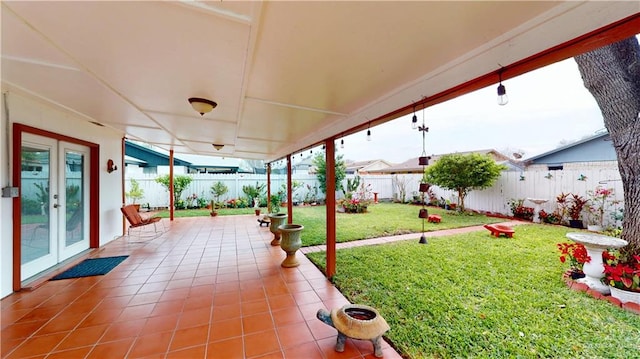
[317,304,390,357]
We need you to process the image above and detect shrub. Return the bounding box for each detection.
[507,198,534,221]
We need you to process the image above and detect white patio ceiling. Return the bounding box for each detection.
[2,1,638,162]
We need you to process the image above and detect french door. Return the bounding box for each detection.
[20,133,90,281]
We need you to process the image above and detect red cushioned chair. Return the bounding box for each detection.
[121,204,165,241]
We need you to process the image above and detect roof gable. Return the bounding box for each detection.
[525,132,614,165]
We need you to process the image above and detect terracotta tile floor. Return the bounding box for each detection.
[1,215,403,359]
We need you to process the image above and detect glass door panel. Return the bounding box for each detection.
[59,143,89,259]
[21,134,58,280]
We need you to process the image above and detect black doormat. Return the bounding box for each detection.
[50,255,129,280]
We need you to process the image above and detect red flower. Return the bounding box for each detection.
[557,242,590,271]
[603,250,640,292]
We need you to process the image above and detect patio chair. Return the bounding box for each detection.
[120,204,165,241]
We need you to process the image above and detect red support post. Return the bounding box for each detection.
[266,163,271,213]
[169,150,174,221]
[325,139,336,279]
[287,154,293,224]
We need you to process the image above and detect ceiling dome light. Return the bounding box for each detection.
[212,144,224,150]
[188,97,217,115]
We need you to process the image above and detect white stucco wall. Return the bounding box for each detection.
[1,93,9,298]
[0,90,124,298]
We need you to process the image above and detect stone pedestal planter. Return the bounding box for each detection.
[278,224,303,267]
[268,213,288,246]
[526,198,548,223]
[566,232,628,294]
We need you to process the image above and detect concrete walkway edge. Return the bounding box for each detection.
[300,221,525,254]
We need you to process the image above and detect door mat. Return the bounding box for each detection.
[50,255,129,280]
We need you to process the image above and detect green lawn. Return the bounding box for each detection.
[306,224,640,358]
[154,207,256,217]
[291,203,504,246]
[155,203,504,247]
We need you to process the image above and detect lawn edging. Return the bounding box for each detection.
[563,273,640,315]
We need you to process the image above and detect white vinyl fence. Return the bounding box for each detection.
[426,168,624,227]
[126,168,625,225]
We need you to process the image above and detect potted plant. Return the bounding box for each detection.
[125,179,144,211]
[242,182,266,216]
[603,249,640,304]
[586,186,616,231]
[538,209,561,224]
[557,242,590,279]
[567,194,588,228]
[269,194,281,214]
[507,198,534,221]
[209,200,217,217]
[253,197,261,216]
[210,181,228,217]
[555,192,571,225]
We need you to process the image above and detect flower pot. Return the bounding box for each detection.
[278,224,304,268]
[419,183,429,193]
[569,220,584,229]
[587,224,602,232]
[268,213,288,246]
[210,212,218,217]
[569,270,586,280]
[254,209,261,216]
[418,208,428,219]
[609,286,640,305]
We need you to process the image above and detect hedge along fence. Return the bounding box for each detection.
[125,173,400,209]
[125,168,624,225]
[425,167,625,227]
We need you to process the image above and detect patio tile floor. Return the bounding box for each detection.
[1,215,404,359]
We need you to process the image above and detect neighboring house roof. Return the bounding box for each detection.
[368,149,511,174]
[125,141,192,168]
[125,141,249,173]
[124,155,147,165]
[524,132,614,166]
[345,159,395,174]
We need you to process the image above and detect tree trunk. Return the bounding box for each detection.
[574,37,640,255]
[457,188,465,212]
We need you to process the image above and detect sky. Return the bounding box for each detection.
[329,57,606,164]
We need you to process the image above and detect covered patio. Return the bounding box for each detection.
[1,215,401,358]
[2,2,640,356]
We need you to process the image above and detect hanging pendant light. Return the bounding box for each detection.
[366,122,372,141]
[497,70,509,106]
[340,139,344,149]
[411,105,418,129]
